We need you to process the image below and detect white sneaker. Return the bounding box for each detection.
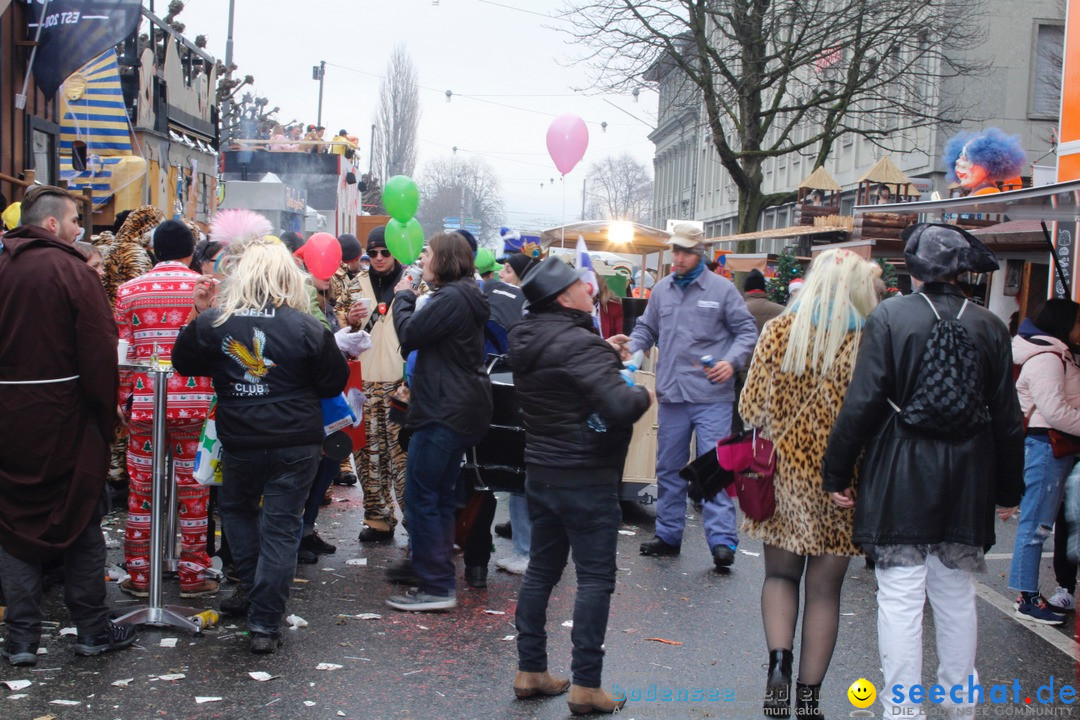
[1048,586,1076,612]
[495,555,529,575]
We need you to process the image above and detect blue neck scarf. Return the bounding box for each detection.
[673,259,705,289]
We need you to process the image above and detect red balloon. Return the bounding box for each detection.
[296,232,342,280]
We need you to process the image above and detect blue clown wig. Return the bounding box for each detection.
[944,128,1027,184]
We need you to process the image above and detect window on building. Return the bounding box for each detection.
[30,123,59,186]
[1031,22,1064,119]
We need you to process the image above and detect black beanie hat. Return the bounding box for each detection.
[456,229,478,254]
[280,231,304,254]
[338,233,362,261]
[152,219,195,262]
[506,252,537,281]
[367,225,387,249]
[744,268,767,292]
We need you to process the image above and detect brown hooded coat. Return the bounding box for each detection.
[0,225,119,561]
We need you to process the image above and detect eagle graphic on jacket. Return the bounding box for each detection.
[222,327,276,383]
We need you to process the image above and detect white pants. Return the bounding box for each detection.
[876,554,979,715]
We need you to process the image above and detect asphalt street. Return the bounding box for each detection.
[1,486,1076,720]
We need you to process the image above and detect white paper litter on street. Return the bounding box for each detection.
[303,700,316,707]
[417,625,430,630]
[502,635,516,641]
[337,712,346,717]
[155,673,185,681]
[48,700,81,706]
[618,530,636,535]
[345,558,367,566]
[321,567,336,572]
[248,671,277,682]
[484,610,506,615]
[286,614,308,629]
[195,696,222,704]
[739,549,761,557]
[316,663,343,671]
[36,647,47,654]
[3,680,31,690]
[561,620,574,627]
[159,638,178,648]
[111,679,134,687]
[7,694,27,699]
[351,613,381,620]
[58,627,77,637]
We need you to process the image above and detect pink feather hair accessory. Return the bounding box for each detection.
[209,209,273,246]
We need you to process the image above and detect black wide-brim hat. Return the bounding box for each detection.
[521,257,578,308]
[902,222,999,281]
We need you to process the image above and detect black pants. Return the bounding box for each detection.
[0,516,109,644]
[460,488,496,570]
[515,465,621,688]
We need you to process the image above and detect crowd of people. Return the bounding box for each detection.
[0,188,1074,717]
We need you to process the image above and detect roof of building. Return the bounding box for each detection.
[798,166,842,191]
[858,156,912,185]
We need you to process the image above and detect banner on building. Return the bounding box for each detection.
[22,0,142,99]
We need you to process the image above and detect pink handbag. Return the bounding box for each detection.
[716,430,776,522]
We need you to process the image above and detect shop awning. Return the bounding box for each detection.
[540,220,671,254]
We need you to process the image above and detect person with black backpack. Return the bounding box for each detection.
[822,223,1024,717]
[1009,299,1080,624]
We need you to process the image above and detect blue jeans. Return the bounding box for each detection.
[516,465,621,688]
[1008,436,1074,593]
[404,424,483,597]
[655,401,736,549]
[301,455,339,534]
[509,491,532,557]
[220,444,321,635]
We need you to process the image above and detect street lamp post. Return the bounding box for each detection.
[314,61,326,129]
[221,0,237,144]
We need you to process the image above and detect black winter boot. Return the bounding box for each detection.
[794,682,822,717]
[763,649,794,717]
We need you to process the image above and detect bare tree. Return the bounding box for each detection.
[372,45,420,181]
[586,154,654,223]
[416,155,505,245]
[561,0,988,235]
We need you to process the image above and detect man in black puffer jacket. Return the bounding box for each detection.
[508,257,653,716]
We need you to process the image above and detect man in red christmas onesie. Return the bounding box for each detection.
[115,220,216,597]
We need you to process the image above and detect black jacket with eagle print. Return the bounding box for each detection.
[173,304,349,450]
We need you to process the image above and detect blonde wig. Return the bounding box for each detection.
[213,236,313,326]
[779,249,880,377]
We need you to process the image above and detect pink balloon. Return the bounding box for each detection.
[296,232,342,281]
[546,113,589,175]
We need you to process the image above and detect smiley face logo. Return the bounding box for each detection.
[847,678,876,708]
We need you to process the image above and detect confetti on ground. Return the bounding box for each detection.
[321,567,337,572]
[561,621,574,628]
[352,613,381,620]
[31,714,56,720]
[303,701,317,707]
[644,637,683,646]
[111,679,134,687]
[248,672,277,682]
[195,696,222,704]
[618,530,637,535]
[293,578,309,583]
[3,680,31,690]
[484,610,506,615]
[8,694,28,699]
[337,712,346,717]
[316,663,343,671]
[417,625,430,630]
[286,614,309,629]
[841,612,856,616]
[502,635,516,641]
[159,638,178,648]
[155,673,185,681]
[58,627,77,637]
[345,558,368,566]
[48,700,81,706]
[36,647,47,654]
[739,549,760,557]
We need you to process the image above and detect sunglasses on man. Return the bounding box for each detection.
[368,248,393,258]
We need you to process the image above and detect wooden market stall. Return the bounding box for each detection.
[540,219,672,290]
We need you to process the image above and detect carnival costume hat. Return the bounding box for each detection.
[475,248,501,275]
[902,223,999,282]
[116,205,165,245]
[521,256,578,308]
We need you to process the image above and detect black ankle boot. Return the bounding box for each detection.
[763,649,793,717]
[794,682,822,718]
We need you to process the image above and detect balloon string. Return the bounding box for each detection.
[561,174,567,250]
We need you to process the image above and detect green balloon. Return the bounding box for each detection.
[385,218,425,265]
[382,175,419,223]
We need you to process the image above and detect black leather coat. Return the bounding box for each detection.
[822,283,1024,549]
[509,307,651,472]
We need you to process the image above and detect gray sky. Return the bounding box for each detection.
[163,0,658,233]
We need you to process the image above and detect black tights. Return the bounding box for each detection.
[761,544,850,686]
